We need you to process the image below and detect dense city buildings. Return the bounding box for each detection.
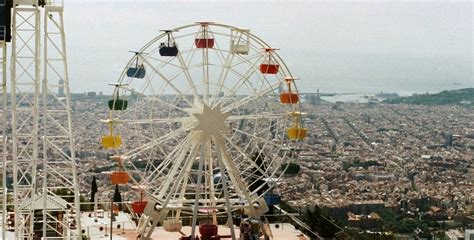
[38,93,472,238]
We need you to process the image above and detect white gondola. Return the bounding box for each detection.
[163,219,182,232]
[230,28,250,54]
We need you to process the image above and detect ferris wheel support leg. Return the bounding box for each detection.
[214,136,237,240]
[140,210,167,240]
[142,135,201,239]
[206,141,218,225]
[215,137,256,214]
[190,139,205,238]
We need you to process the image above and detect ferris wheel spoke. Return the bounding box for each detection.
[141,70,161,95]
[227,113,284,121]
[232,53,261,69]
[219,52,261,100]
[222,135,271,179]
[174,40,202,105]
[147,133,198,198]
[214,136,256,206]
[209,39,237,107]
[146,55,183,69]
[147,131,197,185]
[225,141,281,196]
[230,127,286,150]
[126,146,167,182]
[213,54,264,109]
[225,56,277,107]
[122,124,192,159]
[209,32,262,108]
[115,116,191,125]
[153,132,199,198]
[139,151,162,174]
[202,38,210,104]
[173,33,203,104]
[139,55,195,108]
[227,53,263,82]
[222,75,284,114]
[142,96,190,114]
[174,28,203,106]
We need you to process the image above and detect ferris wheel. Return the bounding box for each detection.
[101,22,306,239]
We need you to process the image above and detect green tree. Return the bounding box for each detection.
[80,195,93,211]
[54,188,74,203]
[90,176,98,203]
[113,184,122,211]
[379,208,398,231]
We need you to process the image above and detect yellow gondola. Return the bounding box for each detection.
[101,120,122,149]
[287,112,307,141]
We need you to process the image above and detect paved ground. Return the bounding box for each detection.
[81,212,309,240]
[0,213,308,239]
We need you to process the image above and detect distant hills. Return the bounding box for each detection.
[383,88,473,105]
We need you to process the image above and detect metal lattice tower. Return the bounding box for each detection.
[41,3,81,238]
[11,3,40,238]
[1,27,8,240]
[9,0,81,239]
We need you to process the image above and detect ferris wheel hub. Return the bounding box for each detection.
[192,104,229,139]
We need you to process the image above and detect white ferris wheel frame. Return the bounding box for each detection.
[105,22,305,240]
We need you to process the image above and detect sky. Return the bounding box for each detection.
[62,0,472,94]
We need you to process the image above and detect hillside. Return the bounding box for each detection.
[384,88,473,105]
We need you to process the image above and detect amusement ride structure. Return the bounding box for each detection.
[0,1,307,239]
[1,0,81,239]
[102,22,307,240]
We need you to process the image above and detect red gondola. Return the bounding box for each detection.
[260,48,279,74]
[199,222,218,237]
[195,22,214,48]
[131,201,147,214]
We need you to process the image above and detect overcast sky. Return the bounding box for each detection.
[63,0,472,94]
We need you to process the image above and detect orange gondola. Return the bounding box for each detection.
[280,77,300,104]
[110,171,129,185]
